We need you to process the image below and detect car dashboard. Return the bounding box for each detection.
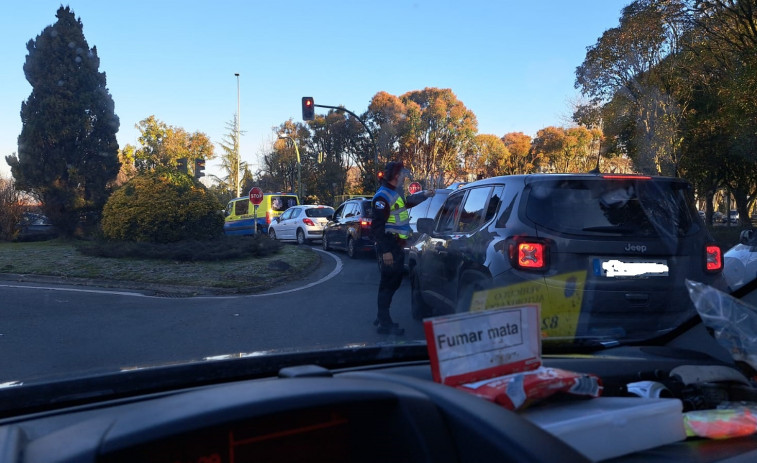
[3,327,757,463]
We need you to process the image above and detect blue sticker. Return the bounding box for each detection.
[375,201,386,210]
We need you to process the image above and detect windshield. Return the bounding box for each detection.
[0,0,749,415]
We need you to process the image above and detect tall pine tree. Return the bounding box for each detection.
[7,6,120,236]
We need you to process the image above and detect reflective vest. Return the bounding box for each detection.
[373,186,411,239]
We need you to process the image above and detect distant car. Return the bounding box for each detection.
[729,210,739,224]
[267,205,334,245]
[322,198,374,258]
[15,212,58,242]
[223,193,299,236]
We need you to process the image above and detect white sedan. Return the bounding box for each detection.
[723,229,757,291]
[267,205,334,245]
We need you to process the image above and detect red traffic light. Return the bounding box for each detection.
[302,97,315,121]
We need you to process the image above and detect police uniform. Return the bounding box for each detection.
[371,168,430,335]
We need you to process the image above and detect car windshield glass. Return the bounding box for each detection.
[305,207,334,218]
[1,1,749,433]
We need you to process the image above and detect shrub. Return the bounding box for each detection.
[101,170,224,243]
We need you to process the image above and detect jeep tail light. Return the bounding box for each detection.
[508,239,548,271]
[266,210,272,224]
[303,218,315,226]
[705,244,722,272]
[360,219,371,228]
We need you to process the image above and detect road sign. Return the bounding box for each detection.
[408,182,422,194]
[249,187,263,205]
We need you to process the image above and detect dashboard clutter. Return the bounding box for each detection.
[457,366,602,411]
[686,279,757,371]
[684,408,757,439]
[424,303,602,411]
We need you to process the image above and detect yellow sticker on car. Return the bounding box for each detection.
[468,270,587,339]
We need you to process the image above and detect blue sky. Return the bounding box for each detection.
[1,1,629,179]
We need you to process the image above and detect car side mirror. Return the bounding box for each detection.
[417,218,434,235]
[740,229,754,245]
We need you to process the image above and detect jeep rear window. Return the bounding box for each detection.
[525,178,698,237]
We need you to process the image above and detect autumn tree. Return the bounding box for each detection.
[6,6,120,236]
[501,132,538,174]
[465,135,510,179]
[132,115,214,174]
[575,0,692,175]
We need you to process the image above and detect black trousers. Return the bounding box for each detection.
[376,244,405,325]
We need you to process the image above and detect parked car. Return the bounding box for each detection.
[404,188,452,270]
[322,198,374,258]
[409,174,727,341]
[223,193,299,235]
[15,212,58,242]
[268,205,334,244]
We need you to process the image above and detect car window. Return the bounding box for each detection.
[435,193,464,234]
[305,207,334,218]
[291,208,302,218]
[485,186,504,222]
[360,201,373,218]
[233,199,249,216]
[344,203,356,218]
[279,209,293,220]
[455,187,491,233]
[525,178,698,237]
[333,205,345,219]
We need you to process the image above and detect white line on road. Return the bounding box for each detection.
[0,249,343,299]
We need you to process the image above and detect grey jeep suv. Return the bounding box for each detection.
[408,173,727,343]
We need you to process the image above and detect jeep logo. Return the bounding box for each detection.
[625,243,647,253]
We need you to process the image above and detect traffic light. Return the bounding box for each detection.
[302,97,315,121]
[194,158,205,179]
[177,158,188,174]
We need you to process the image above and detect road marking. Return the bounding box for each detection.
[0,284,147,297]
[0,248,343,299]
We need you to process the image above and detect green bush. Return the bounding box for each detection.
[101,171,224,243]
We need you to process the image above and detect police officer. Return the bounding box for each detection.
[371,161,434,335]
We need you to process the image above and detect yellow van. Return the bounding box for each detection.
[224,193,299,235]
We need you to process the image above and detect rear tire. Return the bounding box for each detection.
[347,237,359,259]
[322,234,330,250]
[296,229,308,245]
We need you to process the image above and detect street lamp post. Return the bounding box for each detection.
[278,135,301,200]
[234,73,241,198]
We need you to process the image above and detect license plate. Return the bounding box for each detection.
[593,258,669,278]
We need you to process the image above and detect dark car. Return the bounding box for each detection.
[15,212,58,242]
[322,198,375,258]
[409,173,727,341]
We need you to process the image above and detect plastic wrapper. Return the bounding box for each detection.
[457,366,603,411]
[685,279,757,370]
[684,408,757,439]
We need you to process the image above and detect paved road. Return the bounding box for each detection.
[0,246,424,382]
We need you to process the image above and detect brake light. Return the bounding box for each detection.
[601,174,652,180]
[705,244,722,272]
[360,219,371,228]
[266,210,272,224]
[508,239,548,270]
[303,218,315,226]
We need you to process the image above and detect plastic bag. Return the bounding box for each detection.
[685,279,757,370]
[684,408,757,439]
